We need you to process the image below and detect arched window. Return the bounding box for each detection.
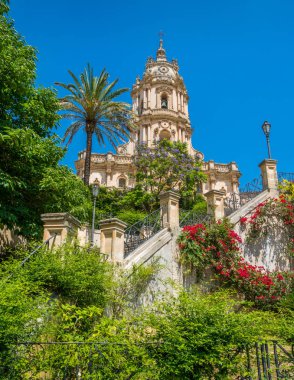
[161,94,168,109]
[118,177,127,188]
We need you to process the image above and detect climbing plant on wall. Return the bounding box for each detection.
[240,194,294,257]
[178,219,293,307]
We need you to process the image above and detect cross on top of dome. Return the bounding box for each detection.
[156,31,167,62]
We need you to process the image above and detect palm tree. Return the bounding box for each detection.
[56,64,133,186]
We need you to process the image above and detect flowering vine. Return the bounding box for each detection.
[178,220,292,306]
[242,195,294,256]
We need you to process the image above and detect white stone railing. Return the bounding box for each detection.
[202,161,239,173]
[91,155,106,163]
[90,154,133,164]
[143,108,188,120]
[115,156,133,164]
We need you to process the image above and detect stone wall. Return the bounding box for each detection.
[233,210,292,272]
[0,226,26,252]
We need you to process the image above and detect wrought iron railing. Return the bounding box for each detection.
[240,175,263,193]
[224,191,263,216]
[180,209,211,227]
[225,172,294,216]
[225,176,264,216]
[278,172,294,183]
[124,207,164,257]
[239,341,294,380]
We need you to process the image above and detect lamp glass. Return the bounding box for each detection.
[92,180,100,197]
[262,121,271,136]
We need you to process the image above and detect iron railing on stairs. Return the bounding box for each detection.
[224,172,294,216]
[124,207,164,257]
[180,209,211,227]
[224,175,264,216]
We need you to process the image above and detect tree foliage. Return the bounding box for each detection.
[0,128,91,237]
[135,140,206,210]
[0,10,92,238]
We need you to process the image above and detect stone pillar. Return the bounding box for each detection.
[143,89,147,109]
[147,88,151,108]
[259,159,278,190]
[205,189,226,220]
[41,213,81,248]
[99,218,127,263]
[178,127,182,142]
[147,125,151,147]
[142,125,146,142]
[232,175,239,193]
[156,92,160,108]
[159,191,180,230]
[182,130,186,143]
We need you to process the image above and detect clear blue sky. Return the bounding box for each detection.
[10,0,294,185]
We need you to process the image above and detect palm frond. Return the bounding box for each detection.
[63,121,85,144]
[56,64,133,184]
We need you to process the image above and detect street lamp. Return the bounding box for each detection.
[91,179,100,247]
[261,120,272,159]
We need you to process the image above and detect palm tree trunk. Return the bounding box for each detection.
[84,129,93,186]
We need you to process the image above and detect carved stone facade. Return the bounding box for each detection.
[75,39,241,194]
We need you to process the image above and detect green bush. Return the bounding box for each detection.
[143,290,287,380]
[116,209,147,225]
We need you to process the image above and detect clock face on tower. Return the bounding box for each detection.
[159,66,168,73]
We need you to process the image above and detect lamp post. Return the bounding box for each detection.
[91,179,100,247]
[261,120,272,159]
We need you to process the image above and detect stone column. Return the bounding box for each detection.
[142,125,146,142]
[231,175,239,193]
[205,189,226,220]
[147,125,151,147]
[143,89,147,109]
[99,218,127,263]
[177,91,181,111]
[159,191,180,230]
[41,213,81,248]
[147,88,151,108]
[178,127,182,142]
[182,130,186,143]
[259,159,278,190]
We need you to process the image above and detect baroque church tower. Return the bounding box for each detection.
[121,38,203,159]
[75,40,240,195]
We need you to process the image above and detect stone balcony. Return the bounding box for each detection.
[202,161,239,173]
[141,108,189,121]
[77,152,133,165]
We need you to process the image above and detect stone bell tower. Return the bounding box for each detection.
[76,39,240,194]
[118,38,203,159]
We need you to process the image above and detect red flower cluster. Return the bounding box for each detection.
[182,224,205,241]
[178,219,291,306]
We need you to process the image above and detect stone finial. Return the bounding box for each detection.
[259,159,278,190]
[159,190,181,229]
[156,36,167,62]
[99,218,128,263]
[205,189,226,220]
[41,213,81,248]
